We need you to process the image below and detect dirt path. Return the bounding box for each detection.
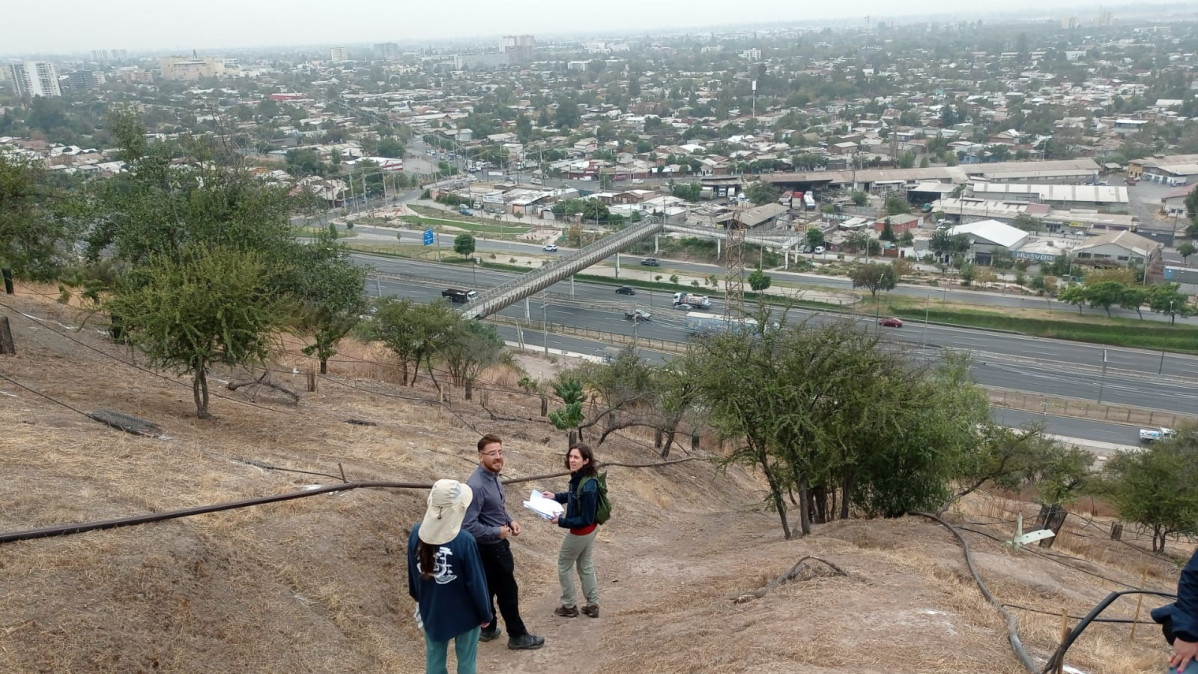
[475,505,769,674]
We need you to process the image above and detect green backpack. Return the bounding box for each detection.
[575,472,612,525]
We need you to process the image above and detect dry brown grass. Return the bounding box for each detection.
[0,288,1183,673]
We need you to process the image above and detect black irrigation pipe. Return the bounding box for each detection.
[910,511,1039,674]
[1040,589,1177,674]
[0,458,701,545]
[1003,602,1158,625]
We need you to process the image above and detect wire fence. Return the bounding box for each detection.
[988,388,1191,429]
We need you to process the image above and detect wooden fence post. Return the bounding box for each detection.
[0,316,15,355]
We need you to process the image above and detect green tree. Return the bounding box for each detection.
[373,299,460,386]
[1058,284,1086,313]
[453,233,476,258]
[959,263,976,286]
[879,219,895,242]
[1102,436,1198,552]
[549,377,588,443]
[1119,285,1147,319]
[867,238,883,257]
[1178,241,1196,262]
[684,318,989,538]
[746,182,781,206]
[884,193,911,216]
[515,114,533,142]
[0,154,82,280]
[806,228,826,250]
[843,231,871,254]
[107,246,289,418]
[930,230,971,257]
[849,262,896,299]
[377,137,405,158]
[748,269,772,292]
[670,182,702,202]
[1147,283,1192,324]
[442,320,506,400]
[898,150,916,169]
[1084,280,1126,317]
[287,232,369,374]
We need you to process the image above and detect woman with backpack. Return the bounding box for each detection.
[541,443,603,619]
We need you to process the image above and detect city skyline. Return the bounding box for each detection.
[6,0,1189,57]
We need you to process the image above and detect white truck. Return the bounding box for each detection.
[673,292,712,309]
[1139,427,1176,444]
[684,311,759,335]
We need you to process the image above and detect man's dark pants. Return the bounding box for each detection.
[478,539,527,638]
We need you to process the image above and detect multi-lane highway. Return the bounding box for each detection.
[356,253,1198,420]
[357,220,1196,326]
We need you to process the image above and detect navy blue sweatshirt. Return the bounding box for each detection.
[407,526,493,642]
[1154,548,1198,644]
[553,472,599,531]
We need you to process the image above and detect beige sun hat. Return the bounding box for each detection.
[418,480,474,546]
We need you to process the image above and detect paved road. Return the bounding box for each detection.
[991,408,1142,450]
[357,255,1198,416]
[349,219,1197,326]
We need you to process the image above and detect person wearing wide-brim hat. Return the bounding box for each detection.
[408,479,493,674]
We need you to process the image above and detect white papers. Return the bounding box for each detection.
[522,489,564,520]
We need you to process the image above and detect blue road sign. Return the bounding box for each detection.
[423,228,434,245]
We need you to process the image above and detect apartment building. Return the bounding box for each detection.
[8,62,62,97]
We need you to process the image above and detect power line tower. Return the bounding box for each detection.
[724,203,747,325]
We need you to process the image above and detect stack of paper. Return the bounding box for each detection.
[522,489,564,520]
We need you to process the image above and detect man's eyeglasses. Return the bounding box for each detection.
[481,450,504,458]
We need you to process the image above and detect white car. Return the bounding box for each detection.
[1140,427,1176,444]
[814,246,825,254]
[543,243,558,252]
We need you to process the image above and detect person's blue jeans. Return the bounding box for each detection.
[424,626,479,674]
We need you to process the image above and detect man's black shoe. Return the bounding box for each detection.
[479,627,501,642]
[507,633,545,650]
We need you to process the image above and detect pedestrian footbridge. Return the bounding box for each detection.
[459,217,799,320]
[461,218,665,319]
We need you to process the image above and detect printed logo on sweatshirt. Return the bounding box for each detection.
[417,546,458,585]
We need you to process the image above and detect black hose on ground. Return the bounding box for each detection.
[1040,589,1176,674]
[910,510,1039,674]
[0,458,700,545]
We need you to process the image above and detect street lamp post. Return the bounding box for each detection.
[1159,300,1173,375]
[542,303,549,356]
[1097,349,1108,404]
[922,294,931,346]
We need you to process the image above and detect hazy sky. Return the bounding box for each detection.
[3,0,1166,56]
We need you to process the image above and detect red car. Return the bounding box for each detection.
[878,317,903,328]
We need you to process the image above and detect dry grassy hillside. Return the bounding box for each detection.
[0,287,1185,674]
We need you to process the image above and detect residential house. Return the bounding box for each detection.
[1162,184,1197,217]
[734,202,789,229]
[873,213,923,236]
[1072,230,1162,268]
